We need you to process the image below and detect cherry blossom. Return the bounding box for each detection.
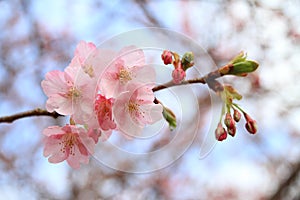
[43,125,95,169]
[113,83,163,136]
[41,70,76,115]
[100,46,155,98]
[94,94,116,131]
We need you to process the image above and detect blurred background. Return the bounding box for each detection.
[1,0,300,199]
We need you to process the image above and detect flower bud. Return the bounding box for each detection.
[224,113,236,137]
[245,120,258,134]
[224,112,234,128]
[162,106,177,130]
[219,52,259,76]
[244,113,258,134]
[181,52,194,71]
[172,65,186,84]
[227,125,236,137]
[161,50,173,65]
[231,60,259,75]
[215,123,227,141]
[233,108,241,122]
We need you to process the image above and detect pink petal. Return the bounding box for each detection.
[42,126,64,137]
[117,46,145,67]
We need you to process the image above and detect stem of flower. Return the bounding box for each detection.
[232,103,246,114]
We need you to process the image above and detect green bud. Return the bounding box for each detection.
[220,52,259,76]
[162,106,177,130]
[181,52,194,71]
[230,60,259,75]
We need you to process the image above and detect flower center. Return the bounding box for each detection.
[67,87,81,99]
[118,68,132,84]
[128,102,139,113]
[83,64,95,78]
[59,133,77,156]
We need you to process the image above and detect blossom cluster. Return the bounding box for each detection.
[41,41,163,168]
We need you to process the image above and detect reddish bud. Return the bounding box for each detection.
[224,113,234,128]
[245,120,258,134]
[227,125,236,137]
[161,50,173,65]
[224,113,236,137]
[172,65,186,84]
[233,109,241,122]
[244,113,258,134]
[215,123,227,141]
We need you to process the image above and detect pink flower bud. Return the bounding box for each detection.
[244,113,258,134]
[233,108,241,122]
[227,125,236,137]
[172,66,186,84]
[224,113,234,128]
[161,50,173,65]
[215,123,227,141]
[245,120,258,134]
[224,113,236,137]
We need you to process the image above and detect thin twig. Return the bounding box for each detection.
[0,108,62,124]
[0,68,223,124]
[152,68,222,92]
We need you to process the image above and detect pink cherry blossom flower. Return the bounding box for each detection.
[68,41,117,79]
[113,83,163,136]
[94,94,116,131]
[100,46,155,98]
[43,125,95,169]
[61,41,118,128]
[41,68,96,118]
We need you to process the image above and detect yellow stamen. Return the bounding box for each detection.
[118,68,132,84]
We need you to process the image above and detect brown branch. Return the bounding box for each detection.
[0,108,63,124]
[268,160,300,200]
[0,67,224,124]
[152,68,222,92]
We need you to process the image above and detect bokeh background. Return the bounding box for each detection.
[1,0,300,199]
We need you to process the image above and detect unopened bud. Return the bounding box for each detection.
[162,106,177,130]
[244,113,258,134]
[172,65,186,84]
[219,52,259,76]
[227,126,236,137]
[224,112,235,128]
[161,50,173,65]
[224,113,236,137]
[233,109,241,122]
[215,123,227,141]
[181,52,194,71]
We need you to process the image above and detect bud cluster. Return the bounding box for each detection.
[161,50,195,84]
[215,85,258,141]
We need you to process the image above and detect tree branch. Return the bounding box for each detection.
[268,160,300,200]
[0,108,63,124]
[0,67,224,124]
[152,68,222,92]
